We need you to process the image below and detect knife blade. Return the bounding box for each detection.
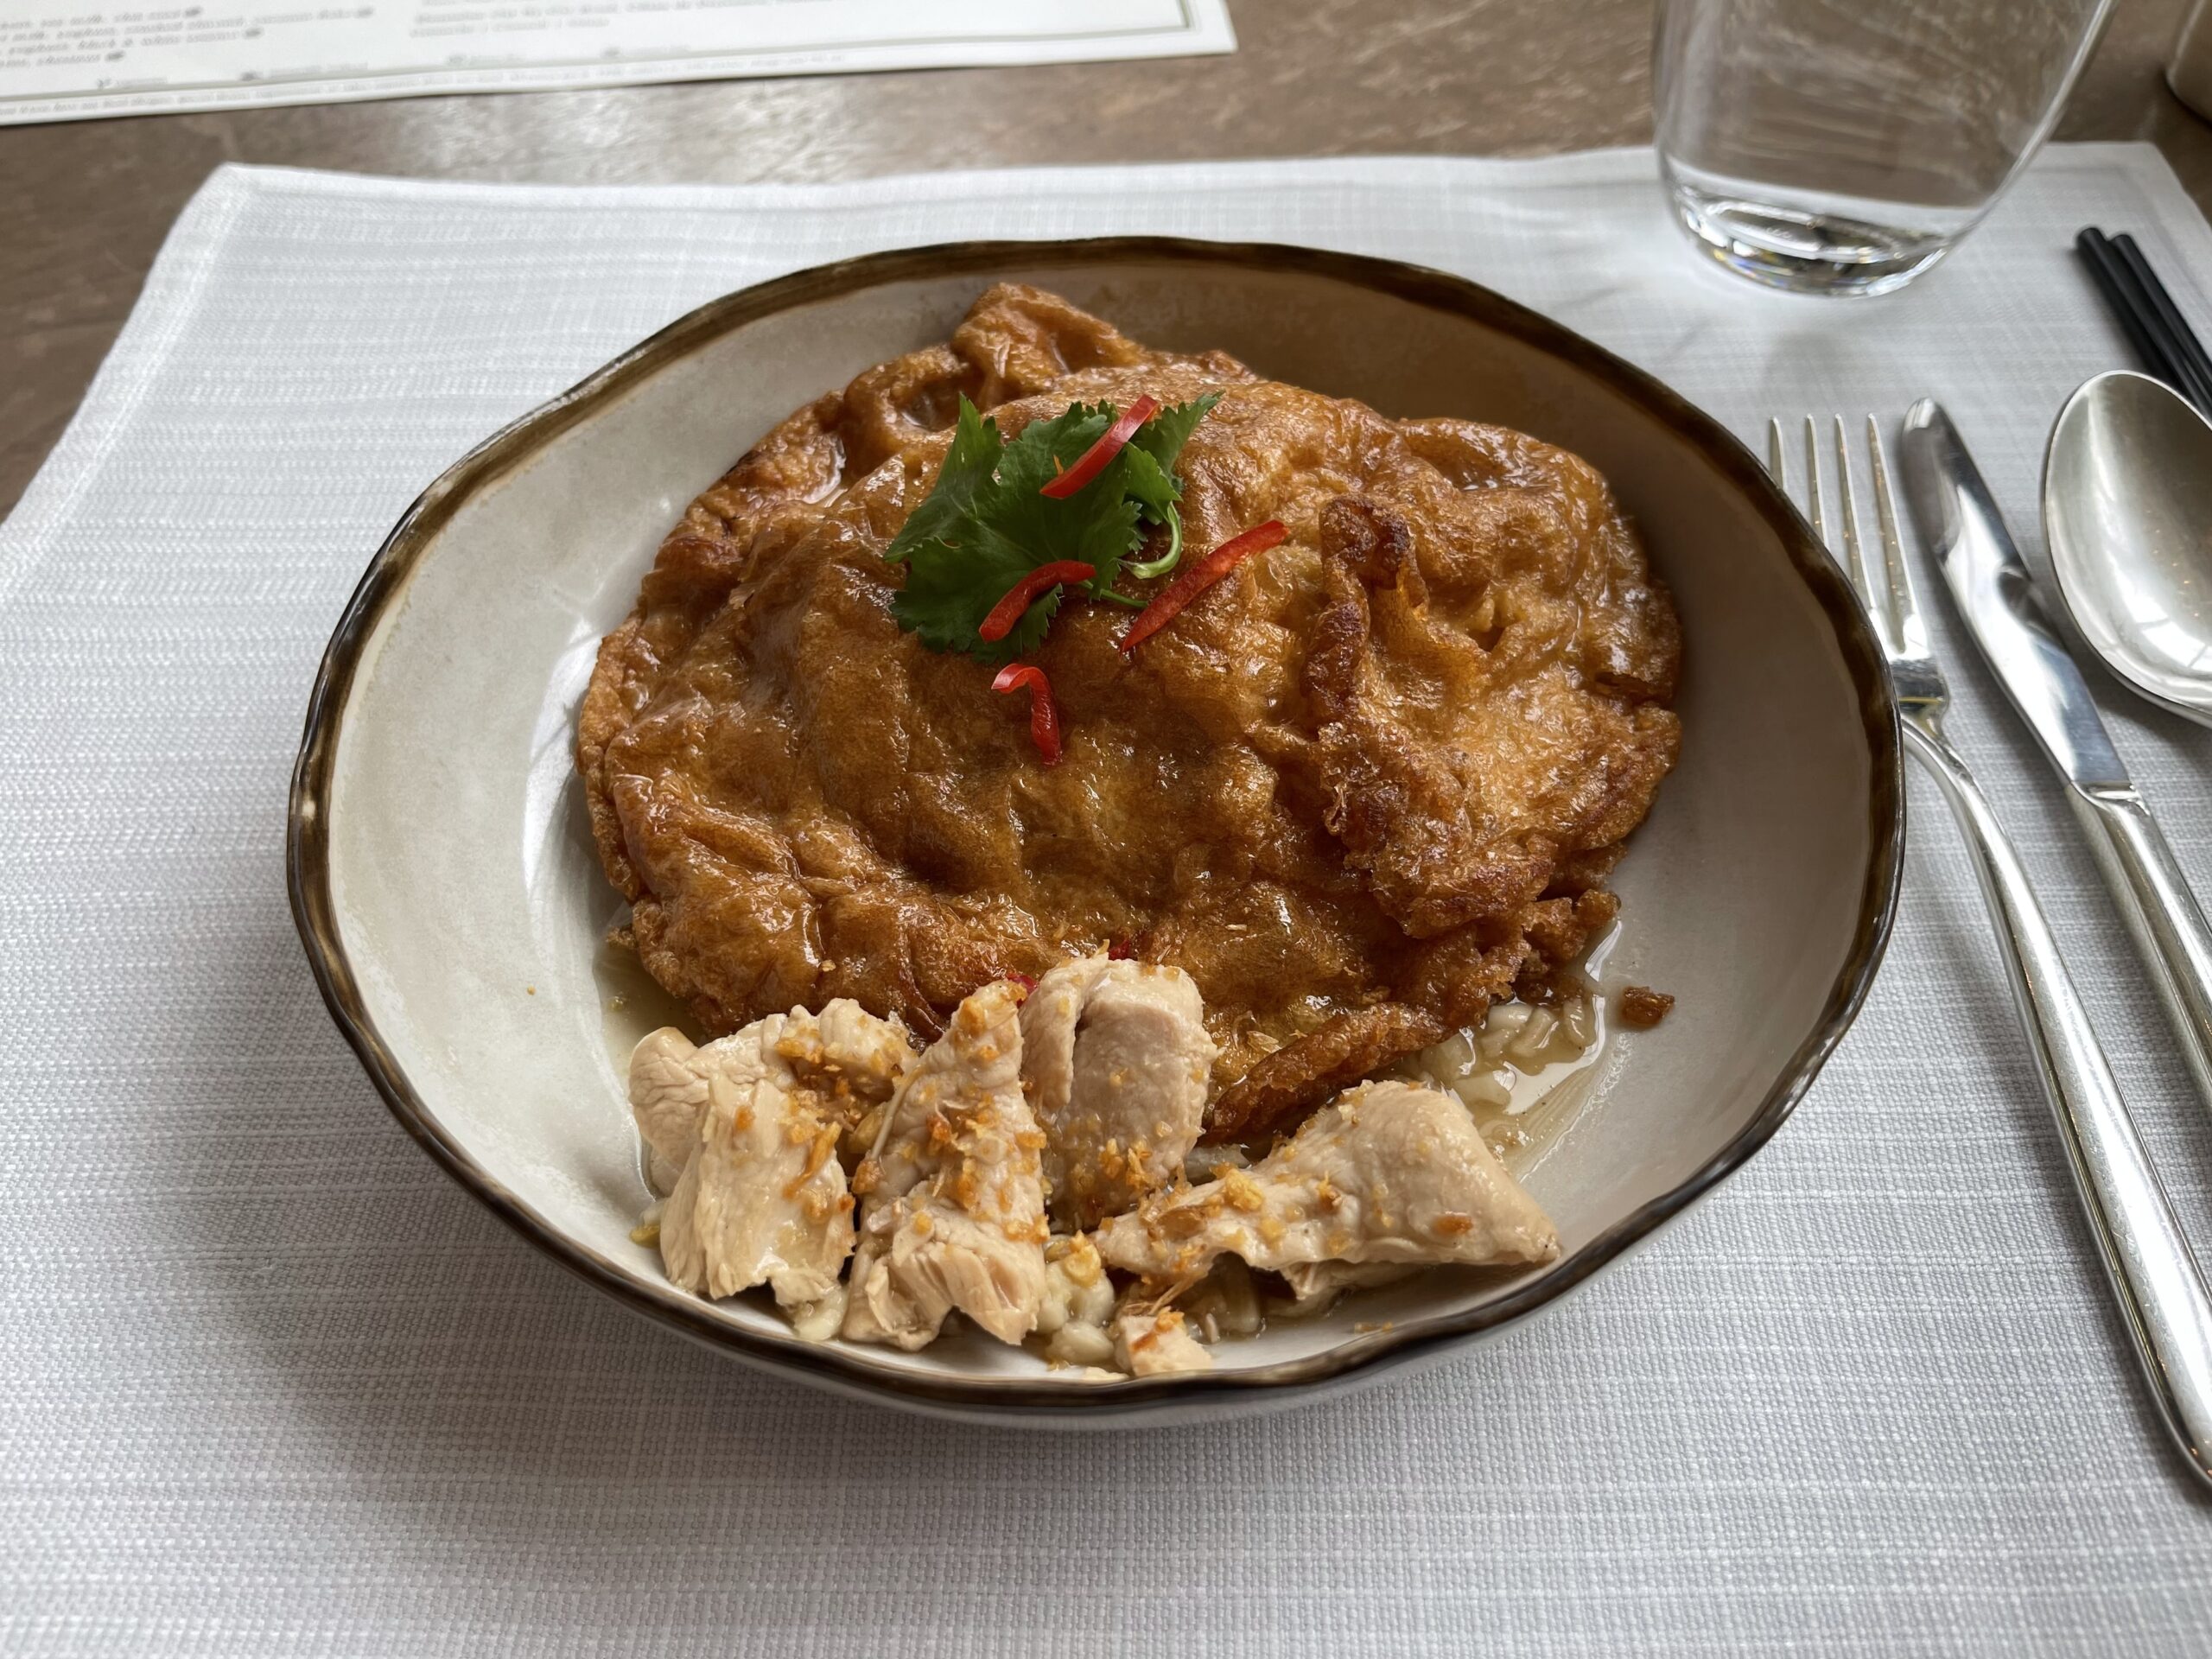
[1898,397,2212,1122]
[1896,401,2130,790]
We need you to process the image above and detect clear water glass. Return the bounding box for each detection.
[1653,0,2113,296]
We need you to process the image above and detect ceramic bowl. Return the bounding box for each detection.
[289,239,1903,1425]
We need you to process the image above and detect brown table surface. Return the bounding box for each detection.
[3,0,2208,521]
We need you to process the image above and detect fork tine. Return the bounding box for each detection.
[1831,416,1874,603]
[1802,416,1825,545]
[1766,417,1787,486]
[1864,416,1925,658]
[1773,409,1946,723]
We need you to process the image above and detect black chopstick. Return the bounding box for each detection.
[2112,233,2212,413]
[2075,226,2212,416]
[2075,230,2174,383]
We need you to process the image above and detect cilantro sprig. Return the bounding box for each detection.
[883,392,1219,662]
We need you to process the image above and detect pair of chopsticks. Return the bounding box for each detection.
[2075,227,2212,416]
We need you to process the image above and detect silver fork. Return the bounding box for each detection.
[1774,415,2212,1491]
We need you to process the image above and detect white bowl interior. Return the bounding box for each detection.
[324,257,1877,1396]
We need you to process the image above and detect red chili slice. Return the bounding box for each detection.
[990,663,1064,765]
[1039,396,1160,499]
[1002,970,1039,999]
[1116,519,1287,654]
[977,560,1096,643]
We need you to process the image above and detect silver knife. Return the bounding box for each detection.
[1898,400,2212,1122]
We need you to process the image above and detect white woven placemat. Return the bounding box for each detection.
[5,147,2212,1657]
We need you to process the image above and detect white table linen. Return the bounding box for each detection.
[5,146,2212,1656]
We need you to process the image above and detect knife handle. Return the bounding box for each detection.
[1906,721,2212,1487]
[2069,785,2212,1118]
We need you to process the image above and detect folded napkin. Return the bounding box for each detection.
[5,148,2211,1657]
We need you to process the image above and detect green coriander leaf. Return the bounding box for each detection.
[1081,445,1176,589]
[989,585,1065,658]
[993,481,1147,602]
[880,391,1220,659]
[1130,392,1221,485]
[988,401,1151,597]
[994,402,1116,496]
[1115,395,1217,581]
[1103,442,1180,522]
[884,397,1002,565]
[891,518,1059,662]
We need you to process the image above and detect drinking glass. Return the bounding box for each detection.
[1653,0,2113,296]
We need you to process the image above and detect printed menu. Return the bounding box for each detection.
[0,0,1233,124]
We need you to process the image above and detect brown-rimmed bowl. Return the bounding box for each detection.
[289,238,1903,1425]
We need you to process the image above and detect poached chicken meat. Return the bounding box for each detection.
[577,285,1680,1135]
[1092,1079,1561,1287]
[842,979,1050,1350]
[1020,954,1214,1230]
[630,1002,913,1334]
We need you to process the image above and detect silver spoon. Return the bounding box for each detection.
[2043,370,2212,728]
[2037,369,2212,1123]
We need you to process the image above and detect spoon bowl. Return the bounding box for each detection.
[2043,370,2212,729]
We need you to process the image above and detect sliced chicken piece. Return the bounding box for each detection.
[779,997,923,1166]
[1093,1079,1560,1285]
[1114,1309,1213,1376]
[1021,955,1217,1230]
[630,1026,713,1192]
[651,1023,849,1322]
[629,1003,914,1334]
[843,981,1050,1350]
[631,1007,913,1183]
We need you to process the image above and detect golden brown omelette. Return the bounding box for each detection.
[577,285,1681,1142]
